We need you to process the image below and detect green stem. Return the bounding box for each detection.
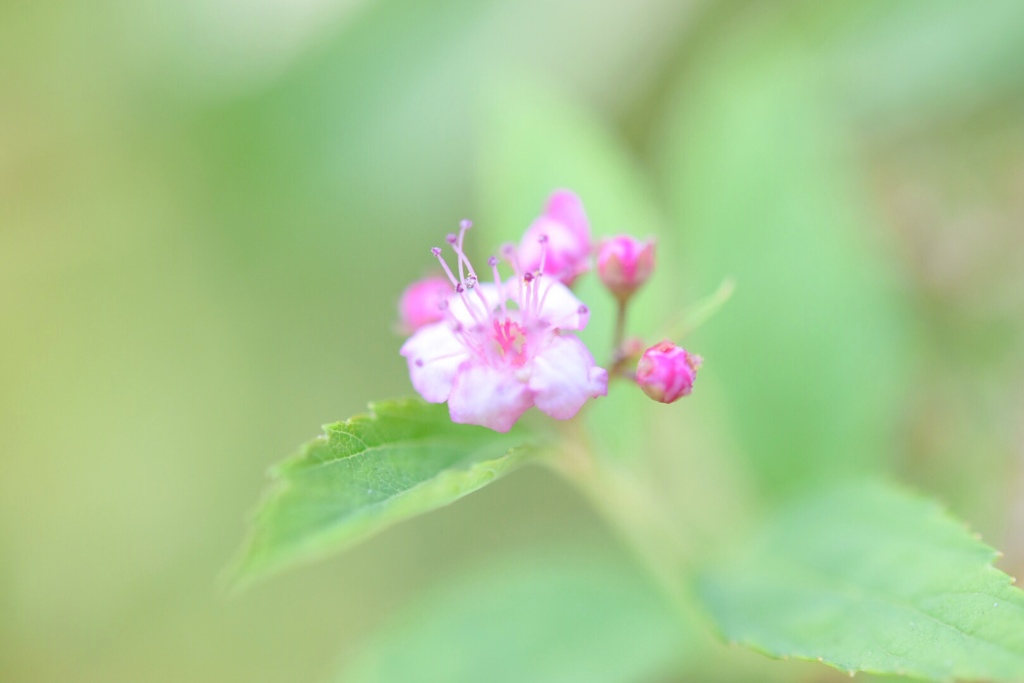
[608,297,638,379]
[612,297,627,357]
[548,421,693,610]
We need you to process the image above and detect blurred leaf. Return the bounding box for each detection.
[478,80,665,241]
[829,0,1024,130]
[232,399,539,586]
[697,479,1024,681]
[336,551,695,683]
[660,19,909,497]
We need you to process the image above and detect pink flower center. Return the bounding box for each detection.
[491,319,528,364]
[429,220,565,370]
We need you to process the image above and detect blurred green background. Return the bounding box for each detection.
[3,0,1024,681]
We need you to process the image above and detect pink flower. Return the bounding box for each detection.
[596,235,655,301]
[400,220,608,432]
[636,341,701,404]
[397,276,452,333]
[517,190,592,285]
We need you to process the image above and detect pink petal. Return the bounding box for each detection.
[518,219,591,282]
[447,362,533,432]
[528,335,608,420]
[399,322,469,403]
[397,276,452,333]
[517,191,592,283]
[544,189,590,242]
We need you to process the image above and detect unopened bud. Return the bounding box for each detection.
[596,235,655,300]
[636,341,701,403]
[398,276,451,333]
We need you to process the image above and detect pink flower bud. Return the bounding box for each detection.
[636,341,701,404]
[597,235,655,300]
[518,190,592,284]
[397,276,452,333]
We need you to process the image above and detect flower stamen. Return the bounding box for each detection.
[537,235,549,276]
[489,256,507,318]
[431,247,459,288]
[452,219,477,284]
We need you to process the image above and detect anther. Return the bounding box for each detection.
[431,247,442,256]
[459,219,473,230]
[446,233,458,244]
[487,256,498,267]
[524,272,534,282]
[455,283,465,293]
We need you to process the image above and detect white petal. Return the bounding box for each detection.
[532,278,590,331]
[446,283,502,328]
[528,335,608,420]
[448,362,533,433]
[399,322,469,403]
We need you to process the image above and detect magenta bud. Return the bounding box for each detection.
[636,341,701,404]
[397,276,452,333]
[596,235,655,300]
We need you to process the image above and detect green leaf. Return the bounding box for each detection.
[829,0,1024,130]
[696,480,1024,681]
[231,398,539,587]
[659,16,910,497]
[336,551,696,683]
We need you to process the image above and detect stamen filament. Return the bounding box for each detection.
[531,273,542,318]
[536,275,555,314]
[473,281,490,313]
[453,220,476,283]
[452,328,486,358]
[458,288,486,326]
[489,256,507,317]
[419,348,470,364]
[441,313,486,358]
[432,247,459,287]
[537,235,549,276]
[522,272,535,323]
[501,244,524,309]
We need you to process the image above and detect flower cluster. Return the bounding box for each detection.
[398,190,700,432]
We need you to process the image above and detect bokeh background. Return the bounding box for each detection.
[3,0,1024,681]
